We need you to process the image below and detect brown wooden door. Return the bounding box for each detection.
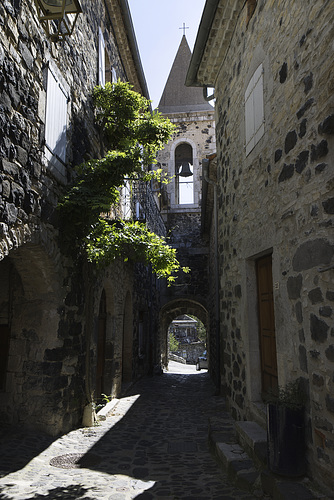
[0,325,10,390]
[256,255,278,395]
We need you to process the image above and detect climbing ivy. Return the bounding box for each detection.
[59,81,187,283]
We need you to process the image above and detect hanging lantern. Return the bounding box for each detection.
[177,162,193,177]
[34,0,82,42]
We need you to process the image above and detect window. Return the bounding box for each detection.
[245,63,264,155]
[98,27,106,86]
[175,143,194,205]
[45,64,68,164]
[99,27,117,86]
[122,180,132,219]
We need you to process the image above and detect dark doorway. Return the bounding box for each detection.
[0,325,10,390]
[122,292,133,384]
[96,290,107,399]
[256,255,278,395]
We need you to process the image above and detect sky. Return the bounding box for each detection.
[127,0,207,109]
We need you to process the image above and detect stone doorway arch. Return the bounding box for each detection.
[122,291,133,384]
[0,241,66,434]
[96,289,107,400]
[160,299,208,369]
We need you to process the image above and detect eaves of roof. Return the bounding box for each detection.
[105,0,150,100]
[186,0,244,88]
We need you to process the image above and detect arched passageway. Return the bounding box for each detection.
[0,242,70,434]
[159,299,209,370]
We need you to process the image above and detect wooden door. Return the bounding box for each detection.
[256,255,278,395]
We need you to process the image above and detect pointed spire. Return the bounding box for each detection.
[158,36,212,113]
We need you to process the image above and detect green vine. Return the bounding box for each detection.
[58,81,187,283]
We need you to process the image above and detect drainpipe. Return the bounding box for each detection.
[202,158,220,394]
[203,86,215,102]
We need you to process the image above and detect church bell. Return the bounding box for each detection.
[178,162,193,177]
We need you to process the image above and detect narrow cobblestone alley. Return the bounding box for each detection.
[0,363,269,500]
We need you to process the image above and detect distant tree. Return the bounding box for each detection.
[189,315,206,345]
[168,331,179,353]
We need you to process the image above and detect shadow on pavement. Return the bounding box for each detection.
[0,369,232,499]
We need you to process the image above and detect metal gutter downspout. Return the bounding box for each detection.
[202,158,220,394]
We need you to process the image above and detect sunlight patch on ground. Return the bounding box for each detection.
[165,360,207,374]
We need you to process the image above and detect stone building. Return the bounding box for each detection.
[186,0,334,490]
[156,35,216,369]
[0,0,162,435]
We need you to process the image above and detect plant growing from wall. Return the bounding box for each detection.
[59,81,187,283]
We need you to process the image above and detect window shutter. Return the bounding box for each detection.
[245,64,264,155]
[99,27,105,86]
[253,67,264,144]
[245,84,254,155]
[45,66,67,162]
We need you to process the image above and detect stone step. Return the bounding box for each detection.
[215,442,261,494]
[261,470,328,500]
[235,420,267,467]
[209,416,327,499]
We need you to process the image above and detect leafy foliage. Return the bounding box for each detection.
[168,331,179,353]
[264,380,306,409]
[58,81,184,283]
[86,219,182,282]
[189,315,207,344]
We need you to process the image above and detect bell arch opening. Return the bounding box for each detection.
[175,142,194,205]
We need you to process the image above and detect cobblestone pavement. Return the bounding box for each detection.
[0,363,269,499]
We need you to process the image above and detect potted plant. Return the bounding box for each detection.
[266,380,306,477]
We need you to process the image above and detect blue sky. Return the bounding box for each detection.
[128,0,206,109]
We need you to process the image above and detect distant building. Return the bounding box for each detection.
[169,314,199,343]
[168,315,205,364]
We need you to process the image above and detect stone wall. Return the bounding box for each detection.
[0,0,158,435]
[175,342,206,364]
[211,0,334,489]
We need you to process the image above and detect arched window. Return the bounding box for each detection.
[175,143,194,204]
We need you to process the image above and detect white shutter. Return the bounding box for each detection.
[98,27,105,86]
[253,67,264,145]
[245,64,264,156]
[245,82,254,155]
[45,66,67,162]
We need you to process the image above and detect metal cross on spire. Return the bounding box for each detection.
[179,23,189,36]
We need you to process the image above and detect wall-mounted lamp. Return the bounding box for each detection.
[34,0,82,42]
